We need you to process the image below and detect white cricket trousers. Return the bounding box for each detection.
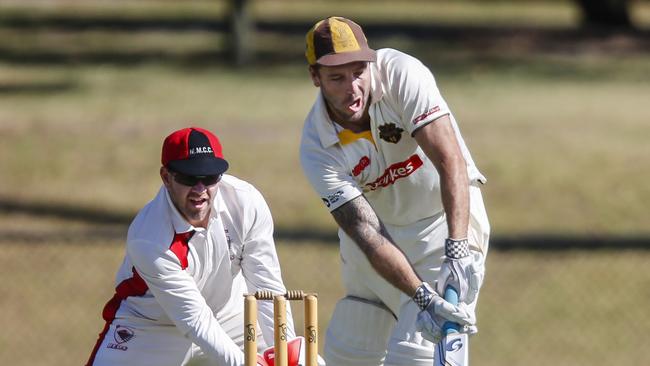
[86,308,257,366]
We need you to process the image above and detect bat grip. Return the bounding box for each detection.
[442,286,461,334]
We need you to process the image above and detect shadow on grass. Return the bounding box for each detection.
[1,197,648,249]
[0,48,228,67]
[0,80,77,94]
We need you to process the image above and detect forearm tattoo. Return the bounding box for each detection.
[331,195,391,258]
[332,195,421,296]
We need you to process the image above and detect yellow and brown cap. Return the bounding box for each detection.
[305,17,376,66]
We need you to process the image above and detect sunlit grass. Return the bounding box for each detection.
[1,54,648,236]
[1,239,647,365]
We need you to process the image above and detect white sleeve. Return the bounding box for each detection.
[239,187,297,345]
[381,49,451,135]
[299,133,362,212]
[128,239,244,366]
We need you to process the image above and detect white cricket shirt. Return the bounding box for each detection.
[300,48,486,226]
[108,174,294,366]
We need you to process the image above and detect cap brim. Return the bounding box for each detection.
[316,49,377,66]
[167,157,229,176]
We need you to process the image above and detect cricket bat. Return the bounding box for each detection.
[434,286,469,366]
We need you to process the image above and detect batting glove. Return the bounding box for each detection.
[435,238,485,307]
[413,282,476,343]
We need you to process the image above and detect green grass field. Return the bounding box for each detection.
[0,1,649,365]
[1,238,648,366]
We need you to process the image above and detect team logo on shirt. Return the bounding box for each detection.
[224,228,235,261]
[364,154,423,191]
[107,325,135,351]
[352,156,371,176]
[378,123,404,144]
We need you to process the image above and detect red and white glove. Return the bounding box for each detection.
[260,337,305,366]
[259,337,324,366]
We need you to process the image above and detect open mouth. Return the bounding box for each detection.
[189,197,208,208]
[348,97,362,113]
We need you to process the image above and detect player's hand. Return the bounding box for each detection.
[416,292,477,343]
[261,336,325,366]
[436,238,485,307]
[416,308,444,343]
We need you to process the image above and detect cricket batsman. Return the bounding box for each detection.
[299,17,490,365]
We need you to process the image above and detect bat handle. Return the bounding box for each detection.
[442,286,461,334]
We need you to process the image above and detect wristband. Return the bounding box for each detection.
[413,282,435,310]
[445,238,470,259]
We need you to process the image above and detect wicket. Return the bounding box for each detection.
[244,290,318,366]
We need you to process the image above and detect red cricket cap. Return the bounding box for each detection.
[161,127,229,176]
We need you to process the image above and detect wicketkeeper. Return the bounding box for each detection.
[86,127,298,366]
[299,17,490,365]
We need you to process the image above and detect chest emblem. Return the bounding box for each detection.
[224,228,235,261]
[378,123,404,144]
[352,156,370,176]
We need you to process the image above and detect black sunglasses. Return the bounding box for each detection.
[169,170,222,187]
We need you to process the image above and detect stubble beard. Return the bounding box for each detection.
[179,197,212,228]
[326,96,369,129]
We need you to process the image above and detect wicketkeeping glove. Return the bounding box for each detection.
[435,238,485,307]
[260,336,325,366]
[413,282,476,343]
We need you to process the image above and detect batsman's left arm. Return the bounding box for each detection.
[414,115,485,307]
[413,114,469,240]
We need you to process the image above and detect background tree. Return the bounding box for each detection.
[575,0,633,28]
[228,0,253,66]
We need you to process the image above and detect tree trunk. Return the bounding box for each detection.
[228,0,253,66]
[576,0,633,28]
